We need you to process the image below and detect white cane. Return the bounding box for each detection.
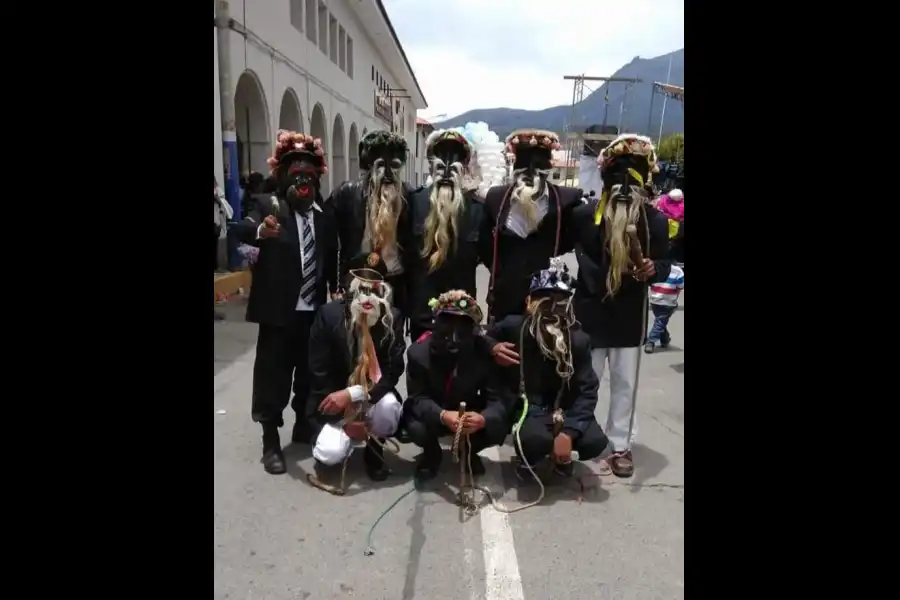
[624,220,651,451]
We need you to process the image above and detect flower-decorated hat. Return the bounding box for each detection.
[529,257,574,297]
[266,130,327,175]
[425,129,472,166]
[427,289,483,323]
[346,251,388,283]
[358,130,409,171]
[505,129,562,170]
[597,133,659,181]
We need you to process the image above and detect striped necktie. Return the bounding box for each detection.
[299,211,316,306]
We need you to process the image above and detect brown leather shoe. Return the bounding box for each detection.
[609,450,634,478]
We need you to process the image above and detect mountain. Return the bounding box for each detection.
[436,49,684,141]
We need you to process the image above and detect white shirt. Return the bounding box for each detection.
[506,195,549,238]
[256,199,322,312]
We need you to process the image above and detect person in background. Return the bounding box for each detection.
[241,171,265,219]
[644,263,684,354]
[214,176,234,321]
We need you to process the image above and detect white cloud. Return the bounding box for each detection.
[382,0,684,121]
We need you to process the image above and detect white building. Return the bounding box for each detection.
[215,0,428,199]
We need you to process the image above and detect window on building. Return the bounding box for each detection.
[305,0,316,44]
[415,132,419,157]
[347,37,354,78]
[317,1,328,56]
[329,16,338,64]
[371,65,374,81]
[290,0,303,32]
[338,26,346,72]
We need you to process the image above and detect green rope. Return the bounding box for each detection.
[363,398,530,557]
[363,484,418,556]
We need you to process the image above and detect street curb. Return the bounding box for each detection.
[214,270,252,303]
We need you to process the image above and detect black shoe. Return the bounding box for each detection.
[659,338,670,349]
[214,311,225,321]
[415,443,443,481]
[261,426,286,474]
[553,461,575,477]
[364,439,390,481]
[643,342,655,354]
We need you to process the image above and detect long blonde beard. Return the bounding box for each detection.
[511,173,548,232]
[365,168,404,250]
[526,298,574,380]
[603,186,644,298]
[422,176,464,272]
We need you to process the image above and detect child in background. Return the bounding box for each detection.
[644,263,684,354]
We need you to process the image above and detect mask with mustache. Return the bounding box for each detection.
[347,275,393,330]
[526,293,575,380]
[422,155,466,271]
[364,156,405,251]
[510,166,552,234]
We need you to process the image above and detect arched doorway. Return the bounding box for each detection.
[332,114,347,187]
[234,70,270,176]
[309,103,329,196]
[348,123,360,180]
[278,88,302,133]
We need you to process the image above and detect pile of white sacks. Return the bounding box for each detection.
[424,121,508,197]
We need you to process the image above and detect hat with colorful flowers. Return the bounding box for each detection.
[266,130,327,175]
[505,129,561,170]
[427,289,483,323]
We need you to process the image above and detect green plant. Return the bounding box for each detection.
[656,133,684,162]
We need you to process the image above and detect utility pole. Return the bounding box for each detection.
[562,75,642,186]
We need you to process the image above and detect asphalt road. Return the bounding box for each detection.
[214,257,684,600]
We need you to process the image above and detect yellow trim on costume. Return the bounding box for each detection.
[668,219,679,239]
[594,168,644,225]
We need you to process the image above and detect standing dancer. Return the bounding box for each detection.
[407,130,486,342]
[331,130,414,318]
[570,134,671,477]
[232,130,339,473]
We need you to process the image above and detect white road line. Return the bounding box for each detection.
[479,446,526,600]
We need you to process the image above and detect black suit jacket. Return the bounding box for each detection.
[486,315,598,441]
[330,180,418,283]
[407,185,486,334]
[233,195,339,326]
[307,301,406,423]
[570,201,671,348]
[404,336,514,438]
[479,183,583,320]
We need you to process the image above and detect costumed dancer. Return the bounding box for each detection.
[480,129,583,325]
[487,259,608,478]
[331,130,415,317]
[570,133,671,478]
[232,130,338,474]
[407,130,487,342]
[404,290,514,480]
[309,252,406,488]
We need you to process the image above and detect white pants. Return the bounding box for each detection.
[591,348,639,452]
[313,392,402,466]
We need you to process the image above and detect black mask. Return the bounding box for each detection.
[279,159,319,213]
[430,314,475,357]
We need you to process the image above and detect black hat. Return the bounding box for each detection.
[346,251,388,282]
[425,130,472,166]
[359,130,409,171]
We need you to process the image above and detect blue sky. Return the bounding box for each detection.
[382,0,684,121]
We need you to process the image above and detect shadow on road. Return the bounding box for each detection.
[214,297,258,376]
[627,443,669,493]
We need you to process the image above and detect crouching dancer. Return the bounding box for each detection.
[487,259,608,478]
[308,252,406,490]
[404,290,514,480]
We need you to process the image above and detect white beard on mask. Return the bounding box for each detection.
[527,299,574,380]
[348,277,393,329]
[602,182,646,298]
[506,170,551,238]
[364,165,404,273]
[422,161,465,271]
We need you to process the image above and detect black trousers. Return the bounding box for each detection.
[409,323,430,344]
[251,311,316,428]
[514,414,609,465]
[405,411,507,454]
